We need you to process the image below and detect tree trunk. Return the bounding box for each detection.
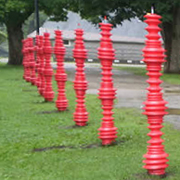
[162,7,180,73]
[7,24,23,65]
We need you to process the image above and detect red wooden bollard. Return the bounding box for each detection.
[25,38,31,83]
[54,30,68,111]
[43,32,54,102]
[29,38,36,85]
[39,36,46,96]
[142,13,169,176]
[98,20,118,145]
[35,35,41,90]
[73,28,88,126]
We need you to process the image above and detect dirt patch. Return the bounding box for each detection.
[33,101,49,104]
[32,140,123,152]
[165,90,180,93]
[33,145,75,152]
[22,89,37,92]
[7,78,21,81]
[59,124,88,129]
[36,110,60,114]
[167,108,180,115]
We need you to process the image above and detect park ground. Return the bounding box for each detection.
[0,62,180,180]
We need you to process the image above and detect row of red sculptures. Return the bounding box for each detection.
[22,13,169,176]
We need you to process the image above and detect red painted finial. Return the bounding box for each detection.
[103,16,108,23]
[151,3,155,14]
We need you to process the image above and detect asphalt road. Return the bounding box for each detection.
[64,62,180,130]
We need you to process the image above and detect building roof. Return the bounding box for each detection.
[42,11,147,38]
[28,27,145,44]
[28,11,147,43]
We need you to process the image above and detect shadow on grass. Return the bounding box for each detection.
[36,110,60,114]
[134,172,173,180]
[59,124,88,129]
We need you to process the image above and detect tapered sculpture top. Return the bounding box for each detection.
[73,29,87,59]
[44,32,52,56]
[143,13,166,64]
[54,30,66,55]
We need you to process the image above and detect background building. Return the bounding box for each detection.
[28,11,147,64]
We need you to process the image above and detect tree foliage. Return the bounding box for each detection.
[23,12,48,37]
[0,0,70,65]
[0,0,180,73]
[0,23,6,44]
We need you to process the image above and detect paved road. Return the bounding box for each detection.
[64,63,180,129]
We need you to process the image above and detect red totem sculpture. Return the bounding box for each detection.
[43,32,54,102]
[142,13,169,176]
[73,28,88,126]
[25,38,31,83]
[35,35,41,90]
[29,38,36,85]
[39,36,46,96]
[54,30,68,111]
[98,19,118,145]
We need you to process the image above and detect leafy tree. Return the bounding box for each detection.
[23,12,48,37]
[0,24,7,44]
[70,0,180,73]
[0,31,6,44]
[0,0,69,65]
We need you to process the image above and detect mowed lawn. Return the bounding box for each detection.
[0,63,180,180]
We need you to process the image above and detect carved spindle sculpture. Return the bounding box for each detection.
[54,30,68,111]
[142,13,169,176]
[43,32,54,102]
[97,19,118,145]
[39,36,46,96]
[29,38,36,85]
[35,35,41,90]
[73,28,88,126]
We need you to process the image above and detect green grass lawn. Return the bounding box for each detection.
[114,65,180,85]
[0,63,180,180]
